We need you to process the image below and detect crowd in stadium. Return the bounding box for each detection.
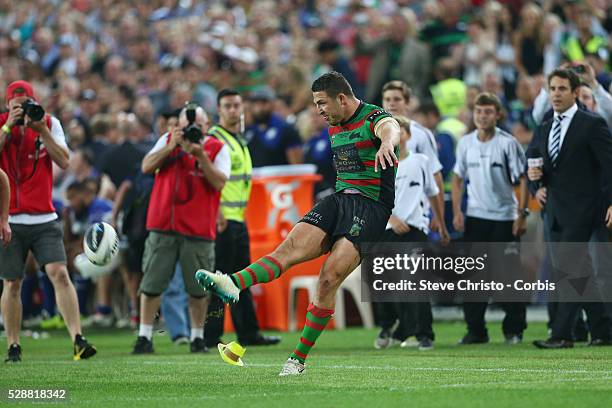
[1,0,611,362]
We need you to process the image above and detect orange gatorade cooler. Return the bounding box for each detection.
[224,165,325,331]
[246,165,322,242]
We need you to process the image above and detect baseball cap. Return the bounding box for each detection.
[5,80,36,103]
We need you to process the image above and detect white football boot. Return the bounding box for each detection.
[279,358,305,376]
[194,270,240,303]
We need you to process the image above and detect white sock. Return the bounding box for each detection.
[139,324,153,340]
[190,328,204,341]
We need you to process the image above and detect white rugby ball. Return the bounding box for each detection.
[83,222,119,266]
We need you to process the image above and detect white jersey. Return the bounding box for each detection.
[453,127,526,221]
[406,121,443,175]
[387,152,439,234]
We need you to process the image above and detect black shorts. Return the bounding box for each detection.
[300,193,391,253]
[0,221,67,280]
[124,237,146,273]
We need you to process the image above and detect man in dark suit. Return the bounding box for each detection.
[527,68,612,348]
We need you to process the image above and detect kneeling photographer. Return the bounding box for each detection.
[133,102,230,354]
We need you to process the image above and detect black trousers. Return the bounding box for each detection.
[546,224,610,341]
[204,221,260,344]
[374,228,434,341]
[462,217,527,337]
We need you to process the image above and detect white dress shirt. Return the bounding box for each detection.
[547,103,578,156]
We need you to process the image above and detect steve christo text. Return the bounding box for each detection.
[371,279,556,292]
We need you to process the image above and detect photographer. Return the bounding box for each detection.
[0,80,96,362]
[133,103,230,354]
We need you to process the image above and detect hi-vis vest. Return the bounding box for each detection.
[208,125,252,222]
[430,78,467,119]
[561,34,607,62]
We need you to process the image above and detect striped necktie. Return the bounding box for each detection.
[549,115,564,166]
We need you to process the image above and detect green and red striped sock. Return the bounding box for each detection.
[230,255,284,290]
[290,303,334,364]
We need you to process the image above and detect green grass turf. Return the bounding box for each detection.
[1,322,611,407]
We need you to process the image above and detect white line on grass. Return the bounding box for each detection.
[133,360,612,375]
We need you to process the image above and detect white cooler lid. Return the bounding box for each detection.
[252,164,317,178]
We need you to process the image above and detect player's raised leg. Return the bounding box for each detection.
[195,222,330,303]
[280,238,360,376]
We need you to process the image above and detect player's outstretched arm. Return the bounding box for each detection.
[374,118,400,172]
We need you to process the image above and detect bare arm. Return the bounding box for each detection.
[0,129,8,153]
[0,104,22,153]
[512,175,529,237]
[0,168,9,222]
[194,150,227,192]
[28,116,69,169]
[111,179,133,227]
[99,174,116,201]
[518,175,529,213]
[0,167,11,243]
[142,131,178,174]
[433,171,445,222]
[451,173,465,232]
[374,118,400,171]
[428,192,450,244]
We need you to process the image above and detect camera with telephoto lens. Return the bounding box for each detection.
[182,102,203,143]
[16,100,45,125]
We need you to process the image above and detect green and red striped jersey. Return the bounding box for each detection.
[328,101,397,210]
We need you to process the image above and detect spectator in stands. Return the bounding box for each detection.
[63,179,114,325]
[419,0,468,64]
[301,104,334,202]
[55,147,115,203]
[560,6,609,65]
[514,3,545,77]
[244,87,303,167]
[316,39,359,98]
[506,76,537,146]
[357,10,431,103]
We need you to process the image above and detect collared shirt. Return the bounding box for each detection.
[387,152,438,234]
[548,103,578,155]
[453,127,526,221]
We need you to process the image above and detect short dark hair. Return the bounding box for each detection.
[548,68,580,91]
[77,147,95,167]
[311,71,354,98]
[317,38,340,54]
[382,80,412,102]
[474,92,503,112]
[217,88,241,106]
[418,102,440,117]
[66,180,86,193]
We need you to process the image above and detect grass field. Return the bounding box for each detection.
[1,322,611,407]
